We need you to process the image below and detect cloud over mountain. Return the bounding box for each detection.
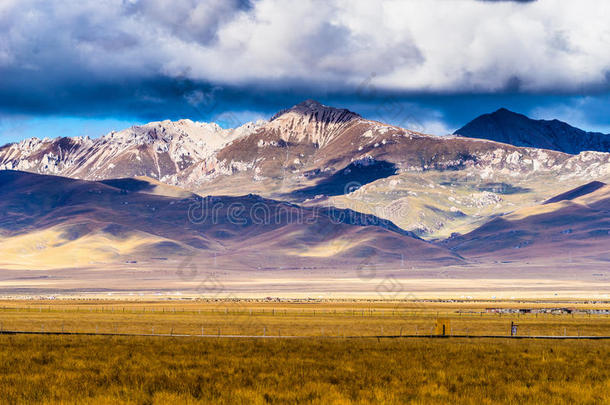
[1,0,610,139]
[2,0,610,96]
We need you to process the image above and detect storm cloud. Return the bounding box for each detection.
[1,0,610,138]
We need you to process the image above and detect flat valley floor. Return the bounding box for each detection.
[1,260,608,300]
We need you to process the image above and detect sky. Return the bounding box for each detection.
[1,0,610,144]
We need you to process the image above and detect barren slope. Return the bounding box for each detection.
[0,171,461,271]
[444,181,610,262]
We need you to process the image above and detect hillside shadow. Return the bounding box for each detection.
[100,178,156,194]
[477,182,532,195]
[286,159,398,201]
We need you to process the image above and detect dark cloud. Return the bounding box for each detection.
[0,0,609,137]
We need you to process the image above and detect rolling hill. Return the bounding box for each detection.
[445,181,610,262]
[0,170,461,271]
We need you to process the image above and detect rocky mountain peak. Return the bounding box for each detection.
[270,99,360,124]
[264,100,362,147]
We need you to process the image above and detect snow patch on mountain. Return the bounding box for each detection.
[0,119,261,181]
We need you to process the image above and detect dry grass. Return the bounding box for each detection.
[0,335,608,404]
[0,300,608,337]
[0,301,608,403]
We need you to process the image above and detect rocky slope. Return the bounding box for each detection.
[0,119,261,181]
[200,101,610,197]
[2,101,608,191]
[454,108,610,154]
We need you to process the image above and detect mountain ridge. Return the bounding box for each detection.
[1,100,609,239]
[454,108,610,154]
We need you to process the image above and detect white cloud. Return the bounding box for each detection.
[1,0,610,93]
[419,120,456,137]
[212,110,267,128]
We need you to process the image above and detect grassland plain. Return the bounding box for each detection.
[0,335,608,404]
[0,300,609,404]
[0,300,609,337]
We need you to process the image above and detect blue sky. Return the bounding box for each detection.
[1,0,610,144]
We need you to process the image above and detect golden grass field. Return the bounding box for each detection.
[0,336,608,404]
[1,299,609,337]
[0,300,609,404]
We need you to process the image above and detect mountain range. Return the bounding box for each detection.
[0,101,608,283]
